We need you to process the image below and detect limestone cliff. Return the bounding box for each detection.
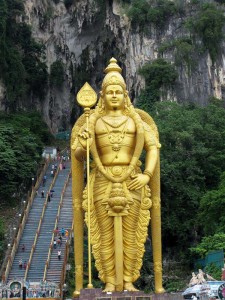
[3,0,225,132]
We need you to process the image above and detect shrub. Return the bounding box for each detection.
[205,263,221,280]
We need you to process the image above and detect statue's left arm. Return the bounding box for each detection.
[143,122,158,179]
[128,122,158,190]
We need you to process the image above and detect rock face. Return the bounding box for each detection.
[3,0,225,132]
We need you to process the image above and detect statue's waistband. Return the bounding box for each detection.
[93,164,141,178]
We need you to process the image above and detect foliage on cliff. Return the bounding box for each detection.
[128,0,178,30]
[50,60,65,88]
[127,0,225,64]
[185,3,225,63]
[0,111,52,204]
[0,0,48,111]
[138,58,178,109]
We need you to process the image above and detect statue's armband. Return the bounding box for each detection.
[73,124,88,161]
[143,122,157,151]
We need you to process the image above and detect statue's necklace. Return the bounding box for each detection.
[101,117,129,152]
[101,116,128,128]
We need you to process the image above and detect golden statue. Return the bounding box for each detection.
[71,58,165,295]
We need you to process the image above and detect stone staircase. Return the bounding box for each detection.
[7,163,54,282]
[7,161,73,285]
[46,178,73,283]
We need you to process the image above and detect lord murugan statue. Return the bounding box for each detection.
[71,58,164,295]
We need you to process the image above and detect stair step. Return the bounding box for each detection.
[7,163,72,283]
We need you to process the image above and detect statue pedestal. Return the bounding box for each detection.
[75,288,183,300]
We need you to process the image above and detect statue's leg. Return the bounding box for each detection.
[123,196,141,291]
[94,200,115,291]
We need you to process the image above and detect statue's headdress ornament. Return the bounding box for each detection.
[101,58,126,91]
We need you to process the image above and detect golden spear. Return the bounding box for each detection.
[76,82,97,289]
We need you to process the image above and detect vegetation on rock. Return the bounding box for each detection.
[159,38,196,73]
[128,0,178,30]
[185,3,225,63]
[0,0,48,111]
[50,60,65,88]
[138,58,178,109]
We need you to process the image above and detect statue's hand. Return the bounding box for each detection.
[127,174,150,190]
[78,129,93,150]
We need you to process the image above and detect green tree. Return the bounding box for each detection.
[198,173,225,235]
[0,111,53,203]
[137,101,225,254]
[189,233,225,258]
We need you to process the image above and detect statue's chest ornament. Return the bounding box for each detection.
[101,117,129,152]
[108,131,125,151]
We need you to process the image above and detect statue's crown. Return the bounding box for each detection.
[102,58,126,91]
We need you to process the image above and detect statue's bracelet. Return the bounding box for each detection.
[143,170,153,178]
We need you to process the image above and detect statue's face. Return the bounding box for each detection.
[104,85,125,111]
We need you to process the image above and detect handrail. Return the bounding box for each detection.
[43,171,71,281]
[2,158,50,283]
[24,161,60,281]
[59,219,74,298]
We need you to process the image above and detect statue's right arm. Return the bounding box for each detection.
[73,124,93,161]
[75,146,86,162]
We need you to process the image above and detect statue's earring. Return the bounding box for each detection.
[99,91,105,109]
[124,94,128,108]
[101,97,105,110]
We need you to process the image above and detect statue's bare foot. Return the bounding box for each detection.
[124,282,139,292]
[103,283,115,292]
[155,287,166,294]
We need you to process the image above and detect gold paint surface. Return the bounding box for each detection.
[77,82,97,108]
[71,58,165,294]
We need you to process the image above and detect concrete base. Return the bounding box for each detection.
[75,288,183,300]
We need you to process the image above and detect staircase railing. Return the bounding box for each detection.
[24,163,60,281]
[43,171,71,281]
[59,221,74,299]
[2,158,50,283]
